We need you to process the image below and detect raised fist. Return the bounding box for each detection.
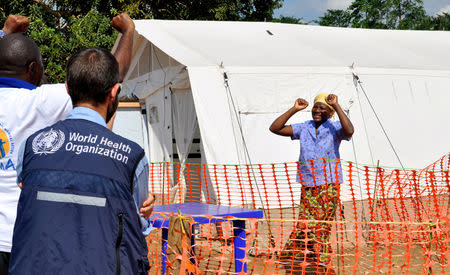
[294,98,309,111]
[3,15,29,34]
[326,94,338,107]
[110,13,135,34]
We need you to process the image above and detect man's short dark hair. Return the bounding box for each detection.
[66,47,119,106]
[0,33,42,76]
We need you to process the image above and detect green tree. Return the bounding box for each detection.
[316,9,351,27]
[147,0,283,21]
[316,0,448,31]
[348,0,388,29]
[385,0,427,29]
[0,0,120,82]
[433,12,450,30]
[272,15,305,24]
[0,0,284,83]
[419,12,450,30]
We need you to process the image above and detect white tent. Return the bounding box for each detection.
[113,102,149,152]
[113,20,450,204]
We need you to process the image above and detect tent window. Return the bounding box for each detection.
[149,106,159,124]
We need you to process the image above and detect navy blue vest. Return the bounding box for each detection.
[10,119,149,275]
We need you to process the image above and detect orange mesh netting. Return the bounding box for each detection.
[146,154,450,274]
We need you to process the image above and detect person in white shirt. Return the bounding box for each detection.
[0,13,147,274]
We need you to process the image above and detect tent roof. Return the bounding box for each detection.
[132,19,450,71]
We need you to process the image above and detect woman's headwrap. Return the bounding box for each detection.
[314,93,335,117]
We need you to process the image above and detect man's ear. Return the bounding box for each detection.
[65,82,69,94]
[27,61,43,86]
[108,83,121,103]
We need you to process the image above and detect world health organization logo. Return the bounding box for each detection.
[32,129,65,155]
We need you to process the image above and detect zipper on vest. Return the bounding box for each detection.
[115,213,124,275]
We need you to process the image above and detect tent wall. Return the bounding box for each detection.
[116,20,450,169]
[221,67,355,164]
[187,66,242,164]
[344,69,450,169]
[188,65,450,170]
[120,40,185,164]
[144,90,173,163]
[127,20,450,71]
[115,20,450,205]
[112,104,148,155]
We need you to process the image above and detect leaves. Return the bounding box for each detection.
[316,0,449,31]
[272,15,305,25]
[317,9,351,27]
[146,0,283,21]
[1,0,284,83]
[349,0,389,29]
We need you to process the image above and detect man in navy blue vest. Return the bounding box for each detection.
[9,46,153,274]
[1,13,151,275]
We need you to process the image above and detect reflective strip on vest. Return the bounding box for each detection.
[37,191,106,207]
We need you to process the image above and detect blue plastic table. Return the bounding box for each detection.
[149,202,263,274]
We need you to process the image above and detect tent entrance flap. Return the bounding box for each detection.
[170,89,200,203]
[144,88,173,199]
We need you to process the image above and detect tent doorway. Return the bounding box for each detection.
[169,90,205,203]
[172,125,202,203]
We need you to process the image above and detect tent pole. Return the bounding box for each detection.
[223,71,277,250]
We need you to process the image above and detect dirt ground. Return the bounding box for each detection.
[147,228,448,274]
[146,197,449,274]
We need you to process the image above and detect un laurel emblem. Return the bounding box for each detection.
[32,129,65,155]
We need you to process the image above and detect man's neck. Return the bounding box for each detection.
[0,75,36,90]
[74,103,107,123]
[0,73,28,82]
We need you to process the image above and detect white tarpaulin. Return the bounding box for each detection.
[112,105,147,152]
[114,20,450,204]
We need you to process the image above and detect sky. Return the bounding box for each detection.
[274,0,450,23]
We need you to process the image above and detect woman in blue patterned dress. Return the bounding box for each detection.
[270,93,354,274]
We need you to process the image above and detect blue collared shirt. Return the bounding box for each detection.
[292,119,350,187]
[17,107,152,234]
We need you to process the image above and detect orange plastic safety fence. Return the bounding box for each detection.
[146,154,450,274]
